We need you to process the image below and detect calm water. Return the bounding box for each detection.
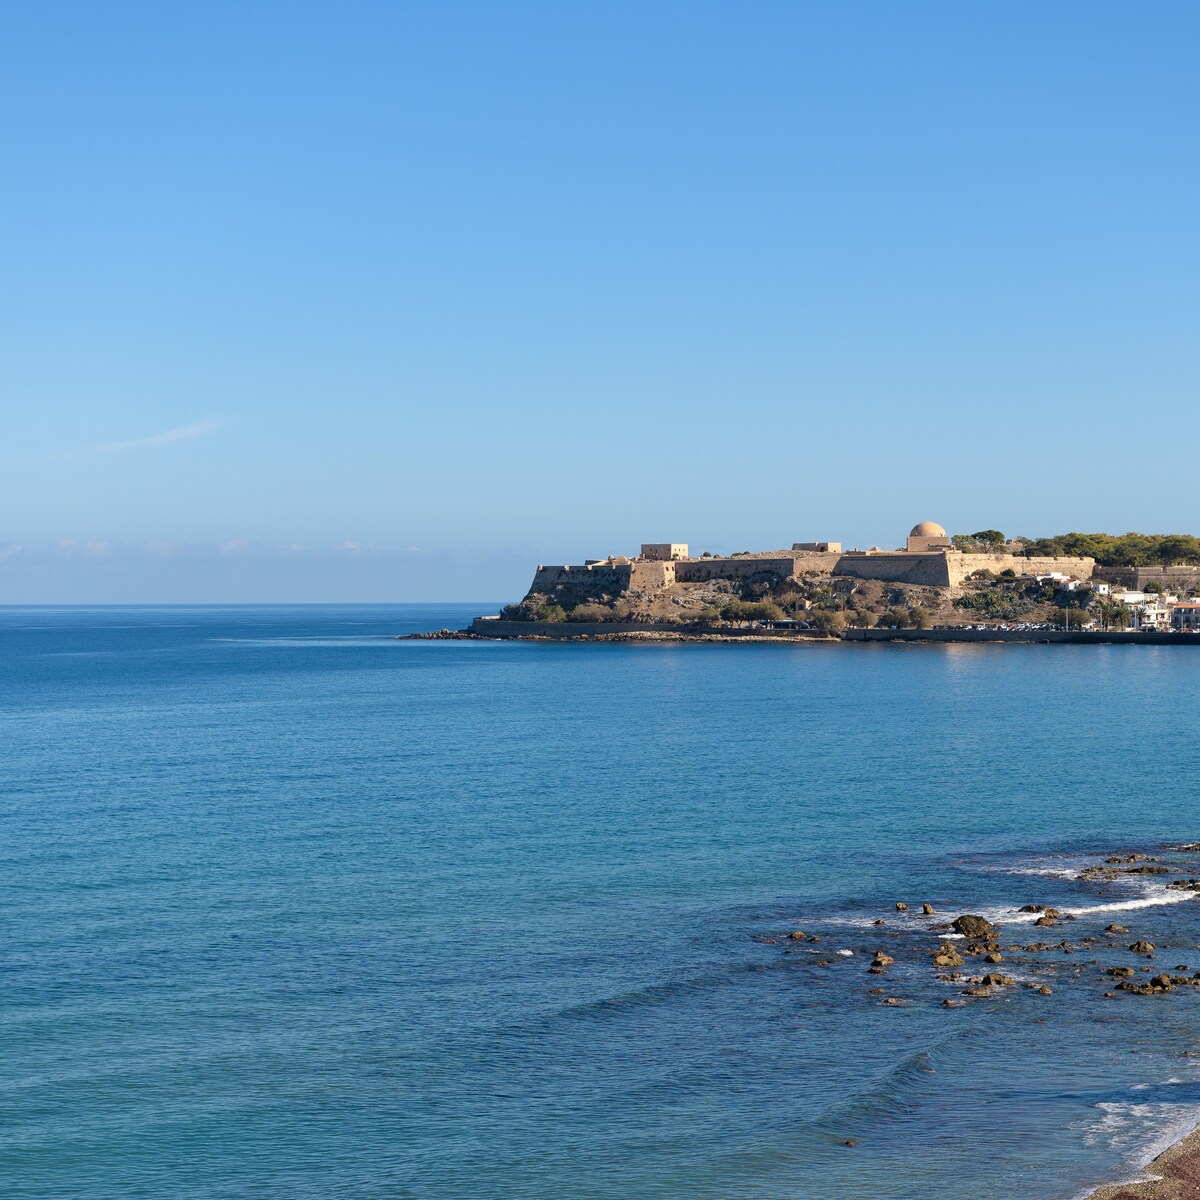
[4,605,1200,1199]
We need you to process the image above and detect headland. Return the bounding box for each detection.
[419,521,1200,644]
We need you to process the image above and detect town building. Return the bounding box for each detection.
[1171,603,1200,631]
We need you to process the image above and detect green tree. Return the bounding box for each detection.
[909,606,932,629]
[721,600,784,624]
[810,610,846,636]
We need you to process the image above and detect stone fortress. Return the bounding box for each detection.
[520,521,1096,611]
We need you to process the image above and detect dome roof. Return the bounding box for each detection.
[910,521,947,538]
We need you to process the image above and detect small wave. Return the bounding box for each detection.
[794,883,1197,940]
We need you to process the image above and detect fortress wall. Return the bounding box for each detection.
[834,553,952,586]
[629,561,675,591]
[946,554,1095,587]
[1095,565,1200,591]
[674,555,824,584]
[527,563,632,603]
[834,552,1096,588]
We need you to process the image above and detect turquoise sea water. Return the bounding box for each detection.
[5,604,1200,1199]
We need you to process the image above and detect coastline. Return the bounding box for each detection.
[1087,1124,1200,1199]
[407,620,1200,646]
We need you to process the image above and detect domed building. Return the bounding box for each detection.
[906,521,952,553]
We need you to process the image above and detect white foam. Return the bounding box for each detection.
[957,886,1197,930]
[835,949,854,957]
[1073,1099,1200,1196]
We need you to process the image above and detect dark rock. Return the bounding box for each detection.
[1130,940,1156,954]
[883,997,904,1006]
[872,952,895,967]
[942,999,965,1008]
[1108,967,1135,978]
[984,952,1003,963]
[787,930,806,940]
[1019,904,1044,912]
[1038,986,1053,995]
[1105,924,1128,934]
[952,914,998,939]
[1034,915,1058,927]
[921,903,935,915]
[1125,865,1169,874]
[843,1139,858,1147]
[980,972,1015,987]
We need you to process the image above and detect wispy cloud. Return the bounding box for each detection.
[63,419,227,460]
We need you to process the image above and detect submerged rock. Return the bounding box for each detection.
[1105,924,1128,934]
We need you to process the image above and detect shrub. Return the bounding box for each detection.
[535,604,566,623]
[568,603,612,622]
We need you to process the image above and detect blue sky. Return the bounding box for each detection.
[3,2,1198,602]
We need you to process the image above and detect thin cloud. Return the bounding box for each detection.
[64,419,227,459]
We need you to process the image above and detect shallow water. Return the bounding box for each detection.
[3,605,1200,1198]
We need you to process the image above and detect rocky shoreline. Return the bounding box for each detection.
[753,842,1200,1197]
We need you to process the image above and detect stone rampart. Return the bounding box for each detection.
[947,553,1095,587]
[1094,565,1200,591]
[835,553,953,586]
[674,553,838,584]
[833,551,1095,588]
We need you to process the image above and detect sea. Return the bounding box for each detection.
[4,603,1200,1200]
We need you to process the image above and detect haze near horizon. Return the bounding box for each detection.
[3,2,1198,603]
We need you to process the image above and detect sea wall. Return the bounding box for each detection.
[470,618,829,639]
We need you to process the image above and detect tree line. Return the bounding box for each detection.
[953,530,1200,566]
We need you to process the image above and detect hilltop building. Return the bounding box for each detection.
[906,521,953,552]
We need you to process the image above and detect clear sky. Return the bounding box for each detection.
[3,2,1198,602]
